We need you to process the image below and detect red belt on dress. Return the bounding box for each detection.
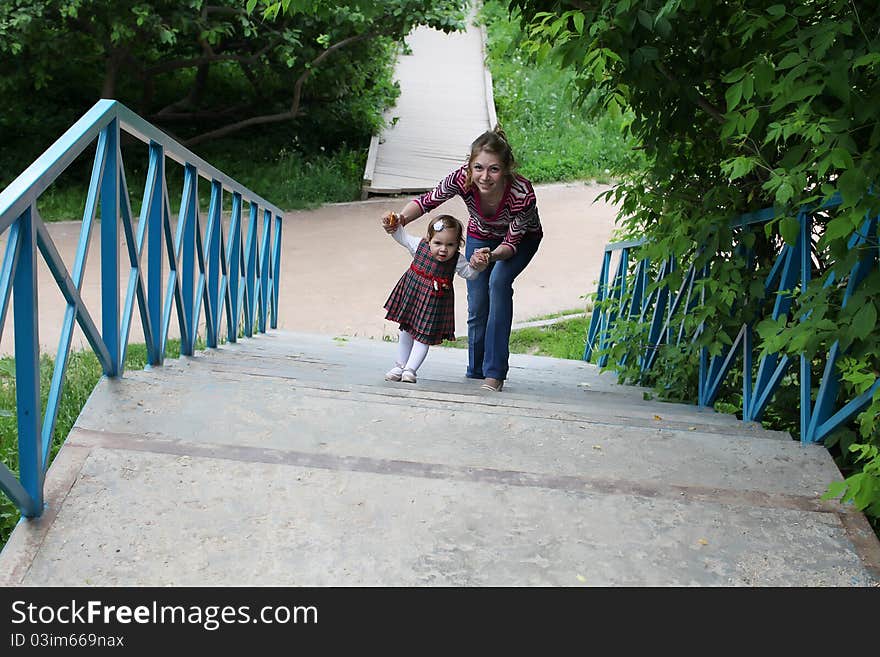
[410,262,452,297]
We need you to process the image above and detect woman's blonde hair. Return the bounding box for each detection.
[464,124,517,190]
[426,214,465,247]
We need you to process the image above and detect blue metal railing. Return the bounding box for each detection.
[0,99,284,518]
[585,195,879,445]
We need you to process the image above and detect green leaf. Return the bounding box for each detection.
[725,81,743,111]
[821,480,848,501]
[753,60,774,94]
[726,156,756,180]
[721,115,739,140]
[852,53,880,69]
[766,5,786,17]
[850,303,876,341]
[830,148,855,170]
[722,68,746,83]
[637,10,653,30]
[742,75,753,102]
[779,216,800,245]
[573,12,584,35]
[777,52,802,69]
[837,168,867,206]
[775,182,794,204]
[742,108,759,134]
[822,215,857,244]
[655,17,672,39]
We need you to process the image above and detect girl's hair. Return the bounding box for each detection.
[426,214,465,247]
[464,124,517,189]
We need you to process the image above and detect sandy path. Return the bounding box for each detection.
[0,180,620,356]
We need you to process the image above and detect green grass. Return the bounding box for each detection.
[526,307,588,321]
[442,313,590,360]
[477,0,646,184]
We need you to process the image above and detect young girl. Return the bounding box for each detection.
[381,213,488,383]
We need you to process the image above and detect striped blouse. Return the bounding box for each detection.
[413,165,542,254]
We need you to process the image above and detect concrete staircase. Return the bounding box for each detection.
[2,331,878,586]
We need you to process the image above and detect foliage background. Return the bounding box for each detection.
[0,1,469,208]
[506,0,880,529]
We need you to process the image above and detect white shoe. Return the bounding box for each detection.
[400,369,417,383]
[385,365,404,381]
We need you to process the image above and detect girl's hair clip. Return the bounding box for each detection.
[433,219,446,232]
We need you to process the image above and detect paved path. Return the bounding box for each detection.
[0,181,618,356]
[3,331,878,586]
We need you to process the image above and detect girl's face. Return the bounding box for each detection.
[429,227,459,262]
[470,150,505,197]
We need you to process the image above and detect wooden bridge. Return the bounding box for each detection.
[361,7,496,196]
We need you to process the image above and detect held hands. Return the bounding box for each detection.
[381,211,400,234]
[470,247,491,271]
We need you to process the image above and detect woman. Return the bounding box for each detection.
[381,127,543,391]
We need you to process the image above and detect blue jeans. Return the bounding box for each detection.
[464,235,541,381]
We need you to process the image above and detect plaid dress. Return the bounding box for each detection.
[384,239,459,345]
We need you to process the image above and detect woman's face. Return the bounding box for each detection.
[470,150,505,197]
[428,227,459,262]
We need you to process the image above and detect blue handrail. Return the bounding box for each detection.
[586,194,878,445]
[0,99,284,518]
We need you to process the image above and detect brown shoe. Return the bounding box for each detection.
[480,377,503,392]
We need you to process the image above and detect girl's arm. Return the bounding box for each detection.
[455,252,485,280]
[391,225,422,256]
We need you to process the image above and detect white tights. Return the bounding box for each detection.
[396,330,429,373]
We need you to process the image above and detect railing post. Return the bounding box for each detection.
[271,213,282,330]
[244,204,258,337]
[101,119,120,375]
[799,210,812,443]
[743,324,752,417]
[181,164,197,355]
[258,208,272,333]
[13,207,43,517]
[228,193,243,341]
[206,180,222,348]
[584,250,610,361]
[147,141,164,365]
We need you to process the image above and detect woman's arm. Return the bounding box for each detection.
[395,201,424,227]
[409,167,467,222]
[487,245,515,263]
[470,244,514,267]
[498,181,541,257]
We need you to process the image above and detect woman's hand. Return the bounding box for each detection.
[381,211,399,234]
[470,247,491,269]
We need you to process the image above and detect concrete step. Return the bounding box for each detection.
[1,330,877,586]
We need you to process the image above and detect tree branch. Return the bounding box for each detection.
[288,32,373,115]
[654,60,726,124]
[183,110,299,147]
[155,32,216,115]
[144,44,277,77]
[151,103,252,122]
[184,30,376,146]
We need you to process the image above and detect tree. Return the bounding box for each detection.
[0,0,467,153]
[505,0,880,527]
